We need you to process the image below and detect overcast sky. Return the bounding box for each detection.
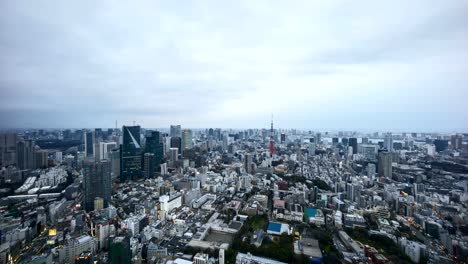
[0,1,467,132]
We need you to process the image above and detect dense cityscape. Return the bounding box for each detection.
[0,124,467,264]
[1,0,467,263]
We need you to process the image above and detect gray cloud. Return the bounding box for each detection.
[0,0,467,132]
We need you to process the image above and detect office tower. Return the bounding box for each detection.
[361,137,369,144]
[16,140,35,170]
[35,150,48,169]
[450,134,463,150]
[332,137,339,145]
[160,163,168,175]
[120,125,141,181]
[170,148,179,163]
[384,133,393,151]
[144,131,164,171]
[170,137,182,154]
[84,130,95,157]
[109,149,120,182]
[360,144,378,160]
[426,144,436,156]
[143,153,155,178]
[309,143,316,156]
[208,128,214,138]
[222,133,228,152]
[181,129,193,151]
[83,159,111,212]
[378,152,393,179]
[349,138,358,154]
[315,133,321,144]
[94,128,103,140]
[341,137,348,146]
[170,125,181,138]
[109,236,131,264]
[433,139,449,152]
[244,153,253,174]
[280,133,286,143]
[99,142,118,160]
[0,133,17,167]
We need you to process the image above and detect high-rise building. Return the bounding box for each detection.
[83,159,111,212]
[315,133,321,144]
[348,138,358,154]
[169,125,181,138]
[244,153,253,174]
[84,131,95,157]
[35,150,48,169]
[0,133,17,167]
[109,236,131,264]
[120,126,141,181]
[378,152,393,179]
[361,137,369,144]
[433,139,449,152]
[170,137,182,154]
[181,129,193,151]
[99,142,118,160]
[341,138,348,146]
[109,149,120,182]
[384,133,393,151]
[144,131,164,171]
[143,153,155,178]
[308,143,316,156]
[332,137,339,145]
[450,134,463,150]
[16,140,35,170]
[280,133,286,143]
[360,144,378,160]
[367,163,376,180]
[170,148,179,164]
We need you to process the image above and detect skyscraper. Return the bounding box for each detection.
[84,130,95,157]
[0,133,17,167]
[433,139,449,152]
[170,148,179,164]
[450,134,463,150]
[170,137,182,154]
[348,138,358,154]
[378,151,393,179]
[109,236,131,264]
[170,125,182,138]
[181,129,193,151]
[120,126,141,181]
[315,133,321,144]
[244,153,253,174]
[384,133,393,151]
[144,131,164,171]
[83,159,111,212]
[143,153,155,178]
[16,140,35,170]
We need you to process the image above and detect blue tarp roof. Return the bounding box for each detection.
[267,222,282,233]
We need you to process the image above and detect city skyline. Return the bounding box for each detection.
[1,1,467,131]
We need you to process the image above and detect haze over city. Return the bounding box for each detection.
[1,0,467,131]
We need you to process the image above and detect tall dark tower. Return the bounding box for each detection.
[269,115,275,155]
[120,125,141,181]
